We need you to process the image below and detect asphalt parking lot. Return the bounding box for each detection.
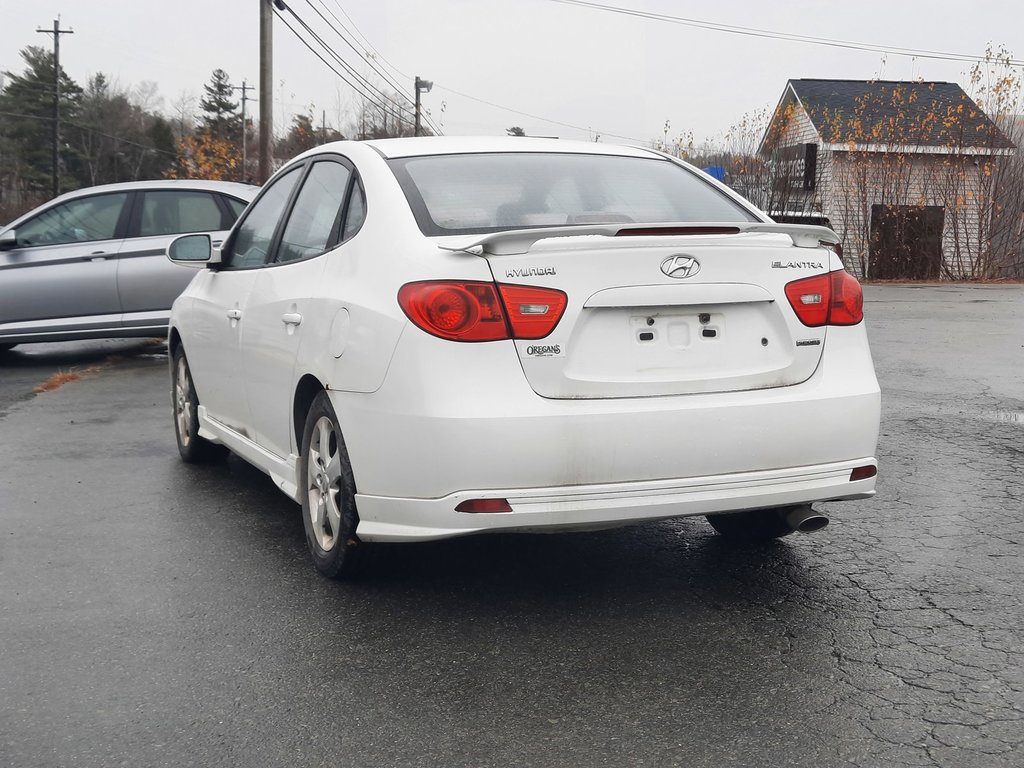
[1,284,1021,768]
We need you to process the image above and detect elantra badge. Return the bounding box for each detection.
[661,255,700,279]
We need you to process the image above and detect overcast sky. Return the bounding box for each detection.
[1,0,1022,147]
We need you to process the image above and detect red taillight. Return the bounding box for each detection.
[397,281,509,341]
[785,270,864,327]
[398,281,566,342]
[850,465,877,482]
[829,270,864,325]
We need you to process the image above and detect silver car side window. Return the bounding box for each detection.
[14,193,128,246]
[139,191,225,237]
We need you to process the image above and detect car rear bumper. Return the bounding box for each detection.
[354,457,876,542]
[332,323,880,541]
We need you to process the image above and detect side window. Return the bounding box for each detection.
[223,167,301,269]
[138,191,225,237]
[15,193,128,246]
[277,160,352,263]
[223,196,248,222]
[342,179,366,241]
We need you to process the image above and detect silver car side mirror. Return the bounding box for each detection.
[0,229,18,251]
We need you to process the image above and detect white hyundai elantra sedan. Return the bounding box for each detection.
[167,137,879,578]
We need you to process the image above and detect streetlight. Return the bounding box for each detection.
[415,76,432,137]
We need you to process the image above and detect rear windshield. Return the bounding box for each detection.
[387,152,759,236]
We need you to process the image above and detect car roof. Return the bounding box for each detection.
[360,136,662,160]
[45,179,260,204]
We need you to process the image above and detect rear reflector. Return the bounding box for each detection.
[850,465,877,482]
[455,498,513,513]
[785,270,864,327]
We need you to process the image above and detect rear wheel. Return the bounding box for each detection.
[172,346,228,463]
[299,392,366,579]
[705,508,793,541]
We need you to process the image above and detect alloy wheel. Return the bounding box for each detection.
[174,357,193,448]
[306,416,343,551]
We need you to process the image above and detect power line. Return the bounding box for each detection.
[311,0,440,134]
[274,11,400,120]
[290,2,633,138]
[549,0,1024,66]
[0,110,179,159]
[305,0,410,103]
[275,4,445,136]
[303,0,442,135]
[69,122,179,159]
[290,3,658,139]
[278,4,413,118]
[326,0,412,83]
[432,83,646,143]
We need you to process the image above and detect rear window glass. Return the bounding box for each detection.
[387,152,758,236]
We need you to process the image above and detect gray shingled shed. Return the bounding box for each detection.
[760,79,1015,279]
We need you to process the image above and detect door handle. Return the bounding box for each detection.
[226,309,242,320]
[282,312,302,326]
[86,251,107,261]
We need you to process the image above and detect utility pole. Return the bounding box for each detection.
[233,80,255,182]
[414,76,432,137]
[37,18,73,198]
[259,0,284,183]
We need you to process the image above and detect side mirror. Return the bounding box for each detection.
[167,233,220,268]
[0,229,18,251]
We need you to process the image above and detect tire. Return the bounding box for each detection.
[299,391,366,579]
[705,508,794,542]
[172,346,228,463]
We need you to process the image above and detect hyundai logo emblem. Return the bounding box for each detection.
[661,255,701,279]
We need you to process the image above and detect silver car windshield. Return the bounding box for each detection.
[387,152,759,236]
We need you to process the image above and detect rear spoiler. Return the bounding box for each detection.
[438,222,840,256]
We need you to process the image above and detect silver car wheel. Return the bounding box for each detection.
[306,415,344,552]
[174,355,193,448]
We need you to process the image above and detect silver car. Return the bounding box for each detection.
[0,180,257,350]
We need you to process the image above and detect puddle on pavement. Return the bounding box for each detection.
[982,410,1023,424]
[892,403,1024,426]
[940,409,1022,425]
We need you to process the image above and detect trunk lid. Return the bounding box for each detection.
[444,227,839,399]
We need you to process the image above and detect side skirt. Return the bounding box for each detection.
[196,405,301,502]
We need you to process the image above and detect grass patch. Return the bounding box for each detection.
[33,365,103,393]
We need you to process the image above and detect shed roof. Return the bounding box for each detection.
[785,79,1014,150]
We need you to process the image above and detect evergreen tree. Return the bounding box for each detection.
[198,68,240,142]
[0,46,82,203]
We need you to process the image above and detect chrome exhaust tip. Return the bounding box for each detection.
[781,505,830,534]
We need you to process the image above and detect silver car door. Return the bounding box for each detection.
[117,189,235,332]
[0,192,128,340]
